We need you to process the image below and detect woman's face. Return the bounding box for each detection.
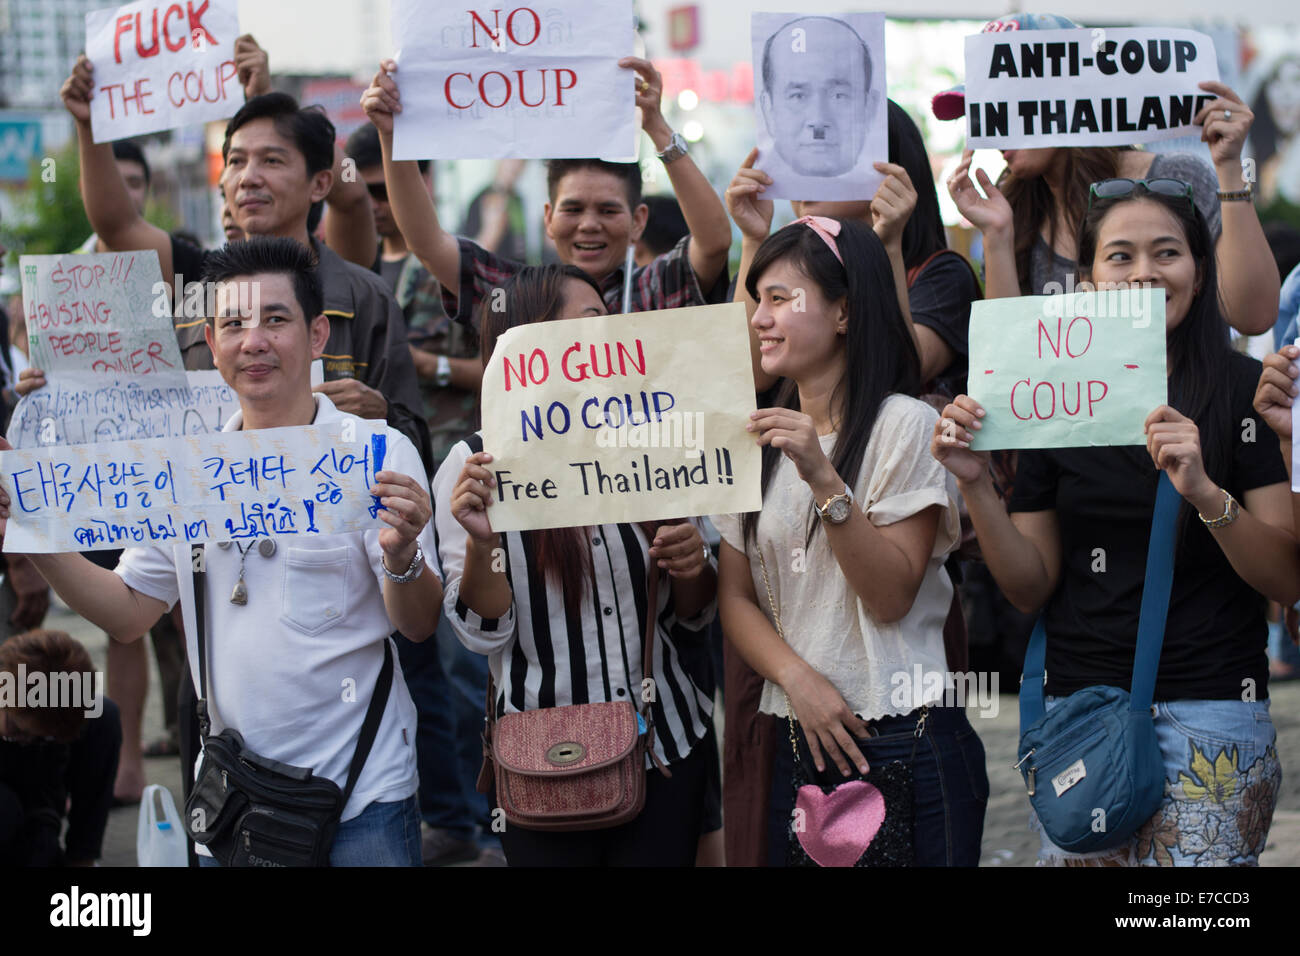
[1083,198,1200,331]
[1266,57,1300,137]
[558,277,608,320]
[999,146,1060,181]
[751,257,846,382]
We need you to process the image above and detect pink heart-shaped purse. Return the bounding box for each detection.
[794,780,886,868]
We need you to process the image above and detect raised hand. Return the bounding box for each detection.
[931,395,992,486]
[451,451,498,545]
[1254,346,1299,441]
[870,161,917,250]
[726,148,775,243]
[361,59,402,135]
[947,149,1012,238]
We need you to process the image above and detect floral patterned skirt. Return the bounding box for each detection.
[1031,698,1281,866]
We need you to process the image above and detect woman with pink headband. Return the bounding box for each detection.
[714,216,988,866]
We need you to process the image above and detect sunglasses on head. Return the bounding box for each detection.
[366,181,388,202]
[1087,178,1194,212]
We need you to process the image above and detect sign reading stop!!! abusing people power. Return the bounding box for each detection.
[389,0,637,160]
[85,0,240,142]
[967,288,1167,450]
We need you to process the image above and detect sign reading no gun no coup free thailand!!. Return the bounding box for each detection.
[480,302,762,532]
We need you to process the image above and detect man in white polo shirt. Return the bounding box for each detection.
[0,237,442,866]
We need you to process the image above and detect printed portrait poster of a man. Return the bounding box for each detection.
[751,12,887,201]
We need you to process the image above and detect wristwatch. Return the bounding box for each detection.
[382,543,426,583]
[434,355,452,388]
[1198,488,1240,529]
[816,484,854,525]
[657,131,689,165]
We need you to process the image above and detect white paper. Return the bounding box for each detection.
[6,361,324,450]
[389,0,636,160]
[750,12,887,201]
[964,28,1220,149]
[0,418,391,553]
[86,0,241,142]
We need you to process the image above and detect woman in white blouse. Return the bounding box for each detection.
[716,216,988,866]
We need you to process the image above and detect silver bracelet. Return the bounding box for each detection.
[382,543,426,583]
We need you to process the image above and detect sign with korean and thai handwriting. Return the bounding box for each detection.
[479,302,761,531]
[964,27,1219,148]
[85,0,240,142]
[0,419,389,553]
[390,0,636,159]
[967,288,1167,449]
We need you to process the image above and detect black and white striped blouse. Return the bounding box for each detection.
[431,434,716,768]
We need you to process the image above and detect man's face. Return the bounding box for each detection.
[544,169,648,282]
[117,159,149,215]
[359,165,397,239]
[205,273,328,407]
[762,19,869,177]
[223,118,331,239]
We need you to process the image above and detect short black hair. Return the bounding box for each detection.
[112,139,150,185]
[639,195,688,257]
[345,124,428,174]
[760,16,872,99]
[202,237,323,323]
[223,93,335,177]
[546,159,642,210]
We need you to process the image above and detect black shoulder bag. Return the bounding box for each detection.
[183,545,394,867]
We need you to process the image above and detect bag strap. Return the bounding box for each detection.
[482,528,669,776]
[189,543,394,805]
[905,248,981,293]
[1019,472,1181,728]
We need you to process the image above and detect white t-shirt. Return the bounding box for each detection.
[713,394,960,720]
[115,394,431,820]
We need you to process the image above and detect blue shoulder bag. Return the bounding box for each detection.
[1015,472,1179,853]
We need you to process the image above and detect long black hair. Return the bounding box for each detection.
[887,100,947,271]
[741,218,921,547]
[1076,188,1232,529]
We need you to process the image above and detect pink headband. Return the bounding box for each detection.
[790,215,843,264]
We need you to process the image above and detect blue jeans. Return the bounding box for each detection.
[768,705,988,866]
[1033,697,1281,866]
[395,627,475,840]
[438,617,496,842]
[198,794,422,867]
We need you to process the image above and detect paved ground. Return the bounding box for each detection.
[67,598,1299,867]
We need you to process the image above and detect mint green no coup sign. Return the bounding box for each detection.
[967,288,1167,450]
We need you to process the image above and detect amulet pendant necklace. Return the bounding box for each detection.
[223,539,277,605]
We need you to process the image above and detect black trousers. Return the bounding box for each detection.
[497,741,708,867]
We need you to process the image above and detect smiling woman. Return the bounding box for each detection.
[931,182,1299,866]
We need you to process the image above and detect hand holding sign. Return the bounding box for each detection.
[1144,406,1217,509]
[450,451,498,545]
[1194,81,1252,171]
[870,161,918,250]
[361,59,402,135]
[931,395,991,486]
[1253,346,1299,444]
[371,469,432,571]
[725,148,775,243]
[947,149,1012,237]
[61,55,96,125]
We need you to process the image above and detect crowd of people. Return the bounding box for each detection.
[2,12,1300,868]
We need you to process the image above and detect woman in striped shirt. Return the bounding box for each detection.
[432,264,717,866]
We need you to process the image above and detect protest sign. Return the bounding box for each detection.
[963,27,1220,148]
[0,417,389,553]
[479,302,761,532]
[19,251,186,385]
[6,362,324,450]
[751,12,886,201]
[967,288,1166,450]
[85,0,240,142]
[389,0,637,160]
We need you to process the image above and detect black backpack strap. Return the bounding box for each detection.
[342,639,394,807]
[190,545,211,738]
